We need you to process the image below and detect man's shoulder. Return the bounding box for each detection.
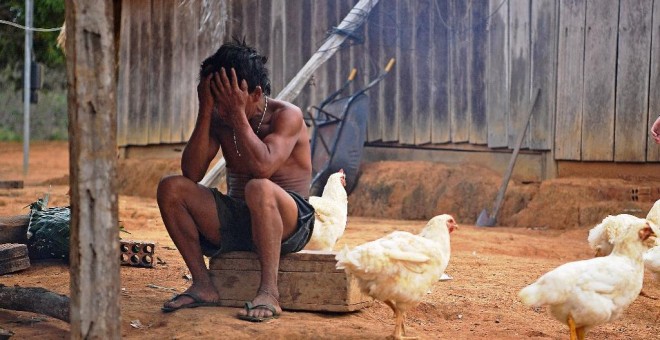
[271,99,304,124]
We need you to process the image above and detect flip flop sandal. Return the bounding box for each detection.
[237,301,281,322]
[161,292,221,313]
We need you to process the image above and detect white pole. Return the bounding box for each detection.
[23,0,33,176]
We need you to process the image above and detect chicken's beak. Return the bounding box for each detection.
[594,248,602,257]
[449,221,459,233]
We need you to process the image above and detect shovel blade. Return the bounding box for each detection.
[476,209,496,227]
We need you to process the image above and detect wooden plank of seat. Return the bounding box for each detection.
[209,250,373,312]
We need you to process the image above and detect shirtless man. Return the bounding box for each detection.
[157,40,314,322]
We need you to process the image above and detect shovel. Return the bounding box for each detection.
[476,88,541,227]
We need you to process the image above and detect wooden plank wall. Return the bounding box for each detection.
[116,0,660,164]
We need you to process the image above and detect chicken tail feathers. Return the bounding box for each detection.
[518,284,543,307]
[335,245,352,270]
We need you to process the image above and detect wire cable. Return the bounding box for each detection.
[0,19,62,32]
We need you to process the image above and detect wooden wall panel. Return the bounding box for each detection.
[397,0,415,144]
[297,0,314,116]
[285,0,304,110]
[555,0,586,160]
[647,0,660,161]
[614,0,652,162]
[486,0,509,148]
[126,0,150,145]
[257,0,271,62]
[529,0,558,151]
[180,1,197,141]
[381,0,398,142]
[431,0,451,144]
[365,1,383,142]
[113,0,660,164]
[147,0,163,145]
[269,0,286,95]
[508,0,531,149]
[413,0,433,145]
[116,1,131,146]
[449,0,470,143]
[469,0,488,145]
[337,0,353,95]
[581,0,619,161]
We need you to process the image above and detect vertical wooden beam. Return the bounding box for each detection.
[381,0,398,142]
[65,0,120,338]
[615,0,653,162]
[509,0,531,149]
[486,0,509,148]
[647,0,660,161]
[397,0,415,145]
[582,0,618,161]
[148,0,163,144]
[469,0,488,145]
[530,0,558,151]
[431,0,451,144]
[449,0,470,143]
[413,0,433,145]
[555,0,586,160]
[366,1,383,142]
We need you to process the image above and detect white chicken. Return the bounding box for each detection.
[335,214,458,339]
[304,169,348,251]
[645,199,660,281]
[587,214,640,257]
[644,246,660,281]
[519,215,657,340]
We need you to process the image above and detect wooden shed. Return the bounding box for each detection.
[116,0,660,180]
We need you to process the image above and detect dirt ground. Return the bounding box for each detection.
[0,141,658,339]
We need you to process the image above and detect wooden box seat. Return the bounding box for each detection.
[209,250,373,312]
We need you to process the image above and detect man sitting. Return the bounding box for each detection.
[157,39,315,322]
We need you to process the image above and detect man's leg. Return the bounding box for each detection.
[238,179,299,319]
[157,175,222,309]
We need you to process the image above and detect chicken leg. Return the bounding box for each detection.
[567,314,578,340]
[576,326,586,340]
[384,301,417,340]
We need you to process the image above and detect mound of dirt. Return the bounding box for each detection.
[348,161,537,225]
[349,161,658,229]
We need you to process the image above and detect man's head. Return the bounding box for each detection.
[200,37,271,96]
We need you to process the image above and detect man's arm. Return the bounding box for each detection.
[212,68,301,178]
[651,115,660,144]
[235,105,302,178]
[181,75,221,182]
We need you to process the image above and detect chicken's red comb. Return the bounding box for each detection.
[339,168,345,174]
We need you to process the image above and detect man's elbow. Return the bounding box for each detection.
[181,167,204,183]
[250,164,275,179]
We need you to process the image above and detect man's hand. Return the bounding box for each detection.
[210,67,250,128]
[652,116,660,144]
[197,74,214,116]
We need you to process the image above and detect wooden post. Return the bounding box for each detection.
[65,0,120,338]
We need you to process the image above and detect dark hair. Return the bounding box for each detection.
[199,37,271,95]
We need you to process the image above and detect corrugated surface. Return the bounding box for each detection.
[116,0,660,163]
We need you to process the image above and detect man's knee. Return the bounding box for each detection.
[157,175,193,204]
[244,178,277,209]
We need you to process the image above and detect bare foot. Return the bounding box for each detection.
[238,288,282,320]
[162,283,220,310]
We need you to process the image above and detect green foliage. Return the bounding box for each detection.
[0,65,68,141]
[0,0,65,71]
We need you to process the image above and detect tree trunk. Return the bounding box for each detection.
[0,284,70,323]
[0,215,29,244]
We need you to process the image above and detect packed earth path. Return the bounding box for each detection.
[0,142,658,339]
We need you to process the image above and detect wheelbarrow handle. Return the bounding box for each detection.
[385,58,396,72]
[347,68,357,81]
